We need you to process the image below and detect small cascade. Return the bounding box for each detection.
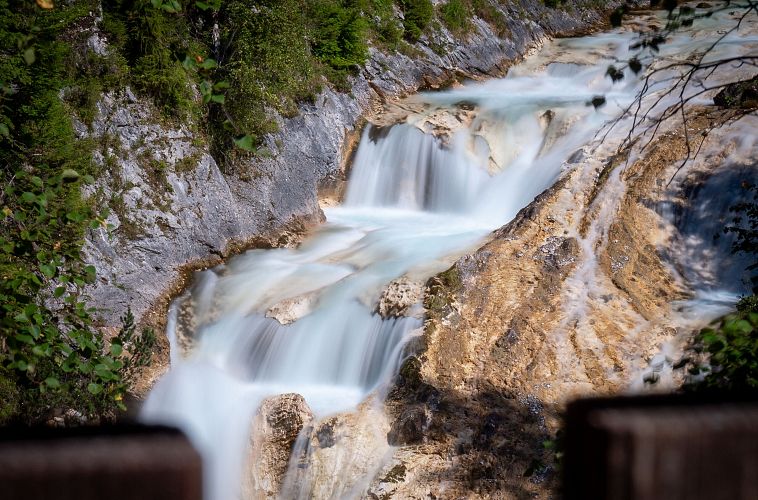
[344,124,489,212]
[140,6,757,499]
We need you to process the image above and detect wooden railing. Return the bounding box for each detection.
[563,394,758,500]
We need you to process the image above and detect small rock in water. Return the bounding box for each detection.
[567,149,585,164]
[643,372,660,385]
[377,277,424,318]
[589,95,607,108]
[266,293,317,325]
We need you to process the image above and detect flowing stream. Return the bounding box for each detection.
[141,5,757,499]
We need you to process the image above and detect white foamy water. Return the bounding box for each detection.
[141,5,757,499]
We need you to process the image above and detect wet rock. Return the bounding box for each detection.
[316,419,337,448]
[377,277,424,318]
[397,355,423,390]
[367,462,408,500]
[540,109,556,129]
[590,95,607,108]
[567,148,586,164]
[281,401,393,499]
[534,236,580,269]
[45,408,90,428]
[713,76,758,109]
[266,293,317,325]
[244,394,313,500]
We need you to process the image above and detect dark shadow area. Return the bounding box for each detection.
[386,360,559,499]
[662,164,756,295]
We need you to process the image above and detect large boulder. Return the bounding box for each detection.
[243,393,313,499]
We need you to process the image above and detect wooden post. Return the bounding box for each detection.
[564,394,758,500]
[0,424,202,500]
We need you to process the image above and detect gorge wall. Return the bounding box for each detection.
[80,0,630,343]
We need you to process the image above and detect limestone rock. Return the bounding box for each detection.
[379,108,757,499]
[377,277,424,318]
[266,293,318,325]
[387,405,429,445]
[243,393,313,500]
[279,399,394,499]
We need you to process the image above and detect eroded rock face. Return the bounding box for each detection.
[375,109,758,498]
[387,405,429,445]
[243,393,313,500]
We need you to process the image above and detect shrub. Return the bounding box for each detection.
[221,0,320,149]
[399,0,434,41]
[377,16,404,48]
[687,298,758,393]
[102,0,196,118]
[440,0,471,34]
[310,0,370,70]
[470,0,509,37]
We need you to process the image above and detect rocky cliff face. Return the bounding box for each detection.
[81,0,629,339]
[371,106,757,498]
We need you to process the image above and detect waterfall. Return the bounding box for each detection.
[139,6,755,499]
[344,124,489,212]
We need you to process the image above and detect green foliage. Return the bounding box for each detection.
[440,0,471,34]
[687,299,758,394]
[376,18,404,48]
[113,308,157,381]
[524,430,563,477]
[398,0,433,41]
[0,0,157,424]
[1,170,156,423]
[310,1,369,71]
[221,0,320,150]
[371,0,404,48]
[102,0,197,118]
[469,0,508,37]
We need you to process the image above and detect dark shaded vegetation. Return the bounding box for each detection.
[684,297,758,393]
[725,181,758,293]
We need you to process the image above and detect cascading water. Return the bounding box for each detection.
[141,6,757,499]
